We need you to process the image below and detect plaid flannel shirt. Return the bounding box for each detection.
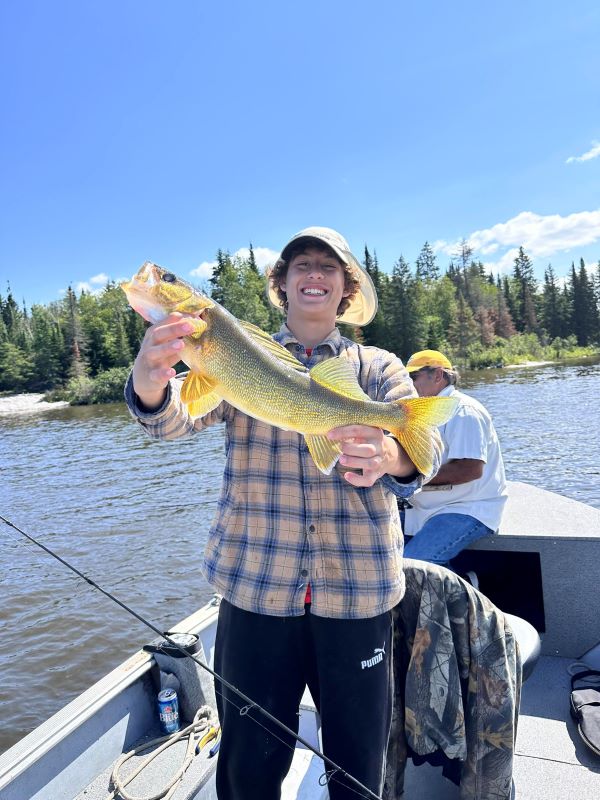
[125,325,442,619]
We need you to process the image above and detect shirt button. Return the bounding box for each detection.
[300,569,308,577]
[308,524,316,533]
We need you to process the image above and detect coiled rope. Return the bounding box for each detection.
[105,705,218,800]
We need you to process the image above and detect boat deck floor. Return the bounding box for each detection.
[76,655,600,800]
[404,654,600,799]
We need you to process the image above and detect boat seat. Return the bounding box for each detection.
[503,612,541,681]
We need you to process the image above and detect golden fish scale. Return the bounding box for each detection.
[183,304,408,435]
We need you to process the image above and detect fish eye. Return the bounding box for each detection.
[161,272,177,283]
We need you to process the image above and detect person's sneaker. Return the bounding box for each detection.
[463,570,479,590]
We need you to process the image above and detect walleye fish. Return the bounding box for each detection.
[122,262,457,475]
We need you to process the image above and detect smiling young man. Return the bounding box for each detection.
[126,227,442,800]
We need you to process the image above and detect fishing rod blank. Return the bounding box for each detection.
[0,513,382,800]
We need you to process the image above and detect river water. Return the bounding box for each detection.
[1,357,599,753]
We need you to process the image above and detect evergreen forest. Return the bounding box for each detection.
[1,242,599,404]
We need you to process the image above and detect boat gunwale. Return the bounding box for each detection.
[0,601,220,791]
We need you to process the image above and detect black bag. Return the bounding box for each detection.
[570,669,600,757]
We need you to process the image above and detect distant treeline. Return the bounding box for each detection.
[1,242,598,402]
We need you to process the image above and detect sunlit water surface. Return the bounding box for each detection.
[0,357,598,752]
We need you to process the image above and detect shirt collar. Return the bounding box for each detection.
[274,323,342,354]
[438,384,456,398]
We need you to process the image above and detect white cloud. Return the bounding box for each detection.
[190,260,216,279]
[234,246,279,270]
[434,209,600,273]
[62,272,115,296]
[74,281,95,294]
[89,273,109,285]
[479,243,499,256]
[566,141,600,164]
[189,246,279,279]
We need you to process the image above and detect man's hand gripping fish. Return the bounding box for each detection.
[122,262,458,475]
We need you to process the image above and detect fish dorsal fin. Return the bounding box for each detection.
[309,356,371,402]
[180,371,223,417]
[304,434,342,475]
[239,321,308,373]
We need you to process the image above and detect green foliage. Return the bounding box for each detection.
[0,340,33,390]
[64,375,95,405]
[447,293,479,356]
[89,367,131,404]
[208,248,277,331]
[2,242,599,401]
[384,254,427,359]
[51,366,131,405]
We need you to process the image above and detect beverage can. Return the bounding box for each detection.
[157,688,180,734]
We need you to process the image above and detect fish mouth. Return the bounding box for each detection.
[126,262,195,305]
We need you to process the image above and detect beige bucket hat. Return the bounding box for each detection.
[267,226,378,326]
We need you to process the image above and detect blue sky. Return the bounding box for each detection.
[1,0,599,307]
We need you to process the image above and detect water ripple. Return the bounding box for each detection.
[1,357,599,752]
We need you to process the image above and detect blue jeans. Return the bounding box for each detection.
[402,513,493,567]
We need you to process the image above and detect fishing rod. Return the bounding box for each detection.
[0,513,383,800]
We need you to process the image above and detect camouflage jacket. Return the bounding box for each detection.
[384,560,521,800]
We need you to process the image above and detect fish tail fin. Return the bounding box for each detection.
[388,396,458,476]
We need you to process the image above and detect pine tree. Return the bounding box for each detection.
[541,265,568,340]
[361,245,388,347]
[415,241,439,283]
[247,243,259,274]
[237,253,274,329]
[455,239,474,272]
[512,247,539,333]
[63,287,88,379]
[386,255,427,359]
[592,261,600,343]
[101,283,133,368]
[447,292,479,356]
[494,276,517,338]
[569,259,597,346]
[209,250,234,305]
[0,341,33,391]
[1,288,23,343]
[475,307,496,346]
[30,305,65,390]
[425,275,458,347]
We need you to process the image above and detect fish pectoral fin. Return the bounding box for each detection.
[305,434,342,475]
[180,371,222,417]
[181,316,208,341]
[390,396,459,475]
[309,357,370,401]
[239,321,308,373]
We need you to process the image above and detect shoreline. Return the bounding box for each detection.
[0,393,70,417]
[0,354,595,415]
[502,360,553,368]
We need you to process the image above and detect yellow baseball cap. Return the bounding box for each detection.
[406,349,452,372]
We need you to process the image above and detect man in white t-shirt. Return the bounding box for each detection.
[402,350,507,566]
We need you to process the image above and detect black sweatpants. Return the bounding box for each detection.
[213,599,393,800]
